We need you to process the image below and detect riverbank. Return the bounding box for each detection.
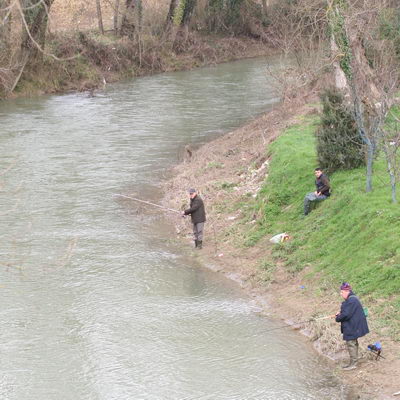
[10,32,271,98]
[163,100,400,399]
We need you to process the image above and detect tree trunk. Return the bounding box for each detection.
[353,92,375,193]
[390,179,397,204]
[383,143,398,203]
[166,0,196,28]
[20,0,55,68]
[114,0,120,34]
[181,0,196,27]
[166,0,179,27]
[96,0,104,35]
[120,0,137,38]
[261,0,268,20]
[330,37,350,98]
[329,1,385,193]
[365,139,374,193]
[136,0,143,32]
[387,159,397,204]
[0,0,12,54]
[165,0,196,41]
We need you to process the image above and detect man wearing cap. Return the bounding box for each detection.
[335,282,369,370]
[182,189,206,249]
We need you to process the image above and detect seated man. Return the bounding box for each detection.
[304,168,331,215]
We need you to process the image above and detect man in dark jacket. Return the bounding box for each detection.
[182,189,206,249]
[304,167,331,215]
[335,282,369,370]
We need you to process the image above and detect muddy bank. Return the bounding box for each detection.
[11,32,272,99]
[163,101,400,400]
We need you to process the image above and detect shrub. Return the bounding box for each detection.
[316,89,365,174]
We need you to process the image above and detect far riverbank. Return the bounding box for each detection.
[8,32,273,99]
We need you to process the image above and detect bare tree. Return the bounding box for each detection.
[382,141,399,203]
[265,0,399,198]
[0,0,12,55]
[19,0,56,67]
[1,0,78,95]
[120,0,138,38]
[382,110,400,203]
[328,0,400,193]
[96,0,105,34]
[114,0,120,34]
[262,0,328,101]
[261,0,268,21]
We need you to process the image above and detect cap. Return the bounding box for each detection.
[340,282,352,291]
[188,188,196,194]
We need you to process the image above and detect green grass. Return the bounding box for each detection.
[242,113,400,337]
[206,161,224,169]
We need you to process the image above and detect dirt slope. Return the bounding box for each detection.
[163,101,400,400]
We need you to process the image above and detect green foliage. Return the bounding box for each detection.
[254,118,319,228]
[205,0,262,35]
[206,161,224,169]
[243,112,400,333]
[173,0,187,26]
[379,7,400,58]
[385,106,400,139]
[316,89,365,174]
[159,0,196,29]
[215,181,236,191]
[258,259,276,282]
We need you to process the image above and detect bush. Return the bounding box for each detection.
[316,88,365,174]
[203,0,263,35]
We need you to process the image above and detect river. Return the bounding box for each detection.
[0,58,347,399]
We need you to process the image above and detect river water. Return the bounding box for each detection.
[0,58,347,399]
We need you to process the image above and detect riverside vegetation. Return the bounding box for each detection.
[164,100,400,399]
[0,0,273,98]
[247,112,400,339]
[2,0,400,397]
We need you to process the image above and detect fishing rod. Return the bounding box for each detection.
[264,315,334,333]
[113,194,182,214]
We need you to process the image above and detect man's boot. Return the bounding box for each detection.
[197,240,202,249]
[194,240,198,248]
[342,340,358,370]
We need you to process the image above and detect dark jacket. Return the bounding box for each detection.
[335,292,369,341]
[316,173,331,196]
[184,195,206,224]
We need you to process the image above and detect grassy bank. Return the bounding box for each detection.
[164,102,400,398]
[244,114,400,339]
[12,31,269,98]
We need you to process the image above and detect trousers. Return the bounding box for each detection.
[304,192,327,215]
[192,222,204,241]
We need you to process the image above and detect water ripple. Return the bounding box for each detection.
[0,57,345,400]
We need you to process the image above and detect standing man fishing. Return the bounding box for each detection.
[182,188,206,249]
[335,282,369,371]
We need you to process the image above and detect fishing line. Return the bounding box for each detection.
[113,194,181,214]
[264,315,333,333]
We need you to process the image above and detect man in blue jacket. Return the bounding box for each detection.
[335,282,369,370]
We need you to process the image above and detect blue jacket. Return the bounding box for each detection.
[335,292,369,341]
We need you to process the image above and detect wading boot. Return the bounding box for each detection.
[197,240,203,249]
[342,340,358,371]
